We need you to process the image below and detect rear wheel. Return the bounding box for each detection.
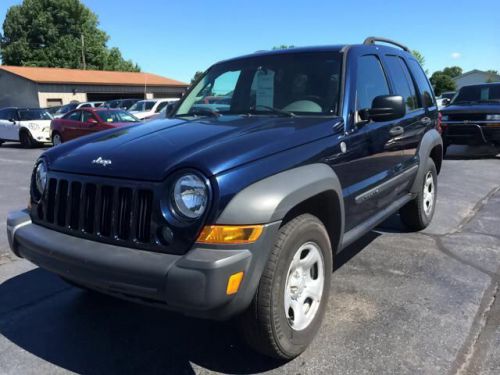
[52,132,62,146]
[400,158,437,231]
[239,214,332,359]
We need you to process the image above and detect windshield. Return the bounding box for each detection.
[452,84,500,104]
[129,101,155,112]
[97,110,140,123]
[176,52,342,117]
[18,109,52,121]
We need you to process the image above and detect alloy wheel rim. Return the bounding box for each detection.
[423,171,435,216]
[284,241,325,331]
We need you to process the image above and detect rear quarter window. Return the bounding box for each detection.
[384,55,419,111]
[407,59,435,108]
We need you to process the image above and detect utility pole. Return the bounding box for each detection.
[81,33,86,70]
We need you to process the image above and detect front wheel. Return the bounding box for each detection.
[19,130,36,148]
[400,158,437,231]
[239,214,332,359]
[52,132,63,146]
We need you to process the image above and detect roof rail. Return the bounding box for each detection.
[363,37,410,52]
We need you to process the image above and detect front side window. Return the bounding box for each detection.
[81,111,95,123]
[18,109,52,121]
[65,111,82,121]
[385,56,419,112]
[176,52,342,117]
[356,55,390,110]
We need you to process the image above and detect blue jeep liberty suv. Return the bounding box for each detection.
[7,37,443,359]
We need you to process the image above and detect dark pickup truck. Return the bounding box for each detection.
[7,37,442,359]
[441,82,500,154]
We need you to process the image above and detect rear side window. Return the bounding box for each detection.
[356,55,390,110]
[407,59,435,108]
[385,56,419,111]
[155,101,168,113]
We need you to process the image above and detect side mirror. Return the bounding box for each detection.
[87,117,98,125]
[9,118,16,123]
[442,98,451,106]
[364,95,406,122]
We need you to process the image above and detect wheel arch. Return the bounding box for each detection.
[216,163,345,254]
[410,129,443,194]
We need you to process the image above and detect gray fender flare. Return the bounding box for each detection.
[216,163,345,249]
[410,128,443,194]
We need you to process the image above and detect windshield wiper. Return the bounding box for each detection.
[175,108,221,118]
[252,105,296,117]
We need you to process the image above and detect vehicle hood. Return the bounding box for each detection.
[441,103,500,114]
[44,115,341,181]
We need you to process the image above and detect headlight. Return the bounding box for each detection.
[33,159,48,200]
[486,114,500,121]
[441,115,448,121]
[28,123,40,130]
[172,174,208,219]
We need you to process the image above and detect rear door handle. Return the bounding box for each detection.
[389,126,404,136]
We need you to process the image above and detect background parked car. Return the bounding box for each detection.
[0,107,52,148]
[128,99,174,120]
[52,101,105,118]
[440,82,500,155]
[50,107,141,145]
[103,98,142,110]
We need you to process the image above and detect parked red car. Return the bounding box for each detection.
[50,108,141,145]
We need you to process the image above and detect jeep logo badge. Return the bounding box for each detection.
[92,157,112,166]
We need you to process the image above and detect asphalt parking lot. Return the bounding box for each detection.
[0,143,499,374]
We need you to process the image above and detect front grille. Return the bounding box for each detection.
[448,113,486,121]
[36,176,155,248]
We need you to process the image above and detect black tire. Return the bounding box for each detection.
[52,132,63,146]
[0,140,4,146]
[19,130,36,148]
[442,143,448,157]
[239,214,333,359]
[400,158,437,231]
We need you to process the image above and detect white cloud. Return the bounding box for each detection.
[451,52,461,59]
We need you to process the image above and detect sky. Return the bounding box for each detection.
[1,0,499,83]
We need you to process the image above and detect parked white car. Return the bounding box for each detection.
[53,101,104,118]
[0,107,52,148]
[128,99,175,120]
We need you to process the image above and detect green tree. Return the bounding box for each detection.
[190,71,204,85]
[486,70,499,83]
[442,66,463,78]
[430,72,456,96]
[0,0,139,71]
[272,45,295,50]
[412,50,429,75]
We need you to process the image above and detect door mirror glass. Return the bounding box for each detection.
[87,117,98,124]
[365,95,406,122]
[442,98,451,106]
[9,118,16,123]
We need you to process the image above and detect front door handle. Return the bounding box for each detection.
[389,126,404,136]
[421,116,432,126]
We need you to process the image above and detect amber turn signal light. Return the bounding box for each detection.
[226,272,244,295]
[196,225,263,244]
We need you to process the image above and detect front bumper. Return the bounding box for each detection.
[442,121,500,146]
[7,210,280,320]
[29,127,51,143]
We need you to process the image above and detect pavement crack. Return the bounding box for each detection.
[453,186,500,234]
[451,281,499,375]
